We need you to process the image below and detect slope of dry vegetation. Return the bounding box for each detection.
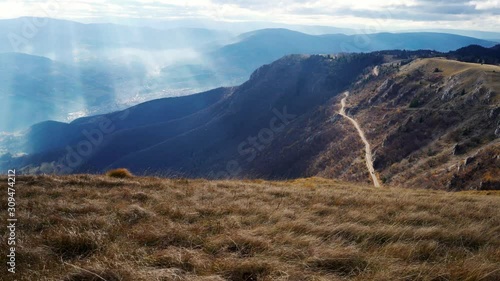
[316,58,500,190]
[1,175,500,281]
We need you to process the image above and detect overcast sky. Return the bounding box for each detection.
[0,0,499,32]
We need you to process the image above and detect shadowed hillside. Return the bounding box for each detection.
[10,53,383,177]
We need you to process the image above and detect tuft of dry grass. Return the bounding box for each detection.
[62,268,128,281]
[45,228,105,260]
[106,168,134,179]
[1,175,500,280]
[306,248,369,276]
[218,259,273,281]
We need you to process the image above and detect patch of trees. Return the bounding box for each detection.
[447,44,500,65]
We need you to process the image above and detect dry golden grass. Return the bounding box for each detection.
[1,175,500,280]
[399,58,500,77]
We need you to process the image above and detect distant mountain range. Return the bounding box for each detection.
[78,17,500,40]
[1,18,499,134]
[163,29,498,89]
[0,53,113,131]
[0,52,173,132]
[401,28,500,41]
[0,17,233,63]
[4,45,499,190]
[75,17,360,35]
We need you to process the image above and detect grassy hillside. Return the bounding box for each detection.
[1,175,499,280]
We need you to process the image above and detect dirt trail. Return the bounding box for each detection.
[339,91,381,187]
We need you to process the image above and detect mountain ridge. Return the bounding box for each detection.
[166,29,498,89]
[5,46,499,190]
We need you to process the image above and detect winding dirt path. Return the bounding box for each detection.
[339,91,381,187]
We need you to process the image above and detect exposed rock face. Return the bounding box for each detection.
[315,58,500,190]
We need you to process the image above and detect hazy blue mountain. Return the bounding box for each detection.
[161,29,498,88]
[2,21,497,133]
[0,18,237,133]
[0,53,179,132]
[402,29,500,40]
[219,29,498,62]
[76,17,358,35]
[0,53,116,132]
[0,17,234,63]
[78,17,500,40]
[359,32,497,52]
[160,29,350,88]
[212,29,348,72]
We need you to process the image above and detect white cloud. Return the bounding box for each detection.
[471,0,500,9]
[0,0,498,32]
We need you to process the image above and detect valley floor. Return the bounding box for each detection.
[1,175,500,280]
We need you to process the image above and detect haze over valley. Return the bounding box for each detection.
[1,16,499,134]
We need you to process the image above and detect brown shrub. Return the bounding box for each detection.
[106,168,134,179]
